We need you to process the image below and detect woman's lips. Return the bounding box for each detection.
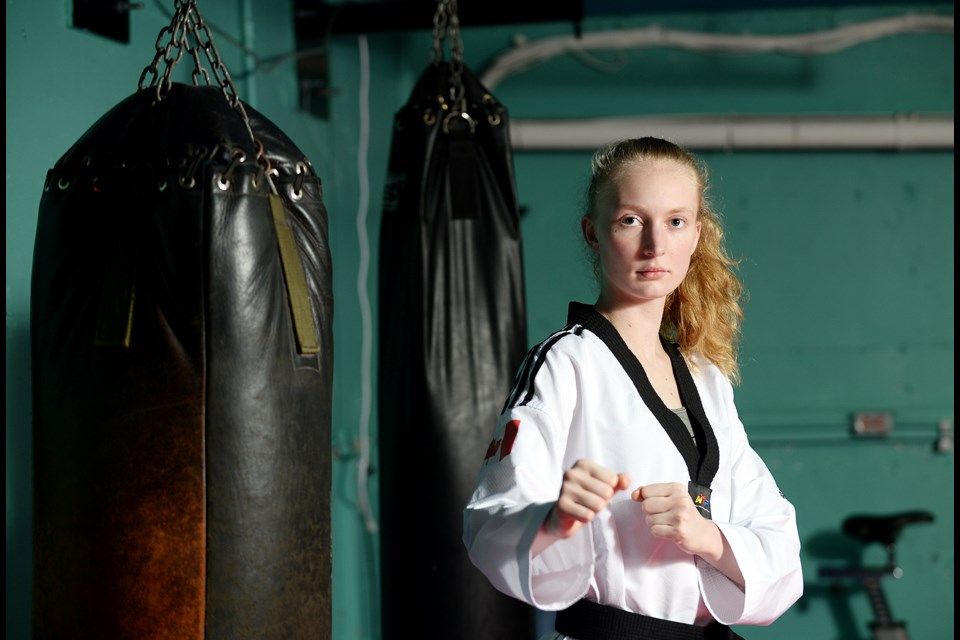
[638,269,668,279]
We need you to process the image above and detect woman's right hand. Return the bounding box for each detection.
[533,459,630,556]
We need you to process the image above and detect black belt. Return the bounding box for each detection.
[555,600,745,640]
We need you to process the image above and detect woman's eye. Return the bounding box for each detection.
[670,218,686,228]
[621,216,641,226]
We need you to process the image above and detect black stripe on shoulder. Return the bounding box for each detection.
[501,325,583,413]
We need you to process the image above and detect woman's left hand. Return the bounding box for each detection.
[632,482,719,558]
[633,482,745,586]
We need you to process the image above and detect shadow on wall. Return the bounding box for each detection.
[7,321,33,640]
[798,530,865,640]
[798,521,941,640]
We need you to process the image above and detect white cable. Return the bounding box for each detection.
[480,13,954,90]
[355,34,378,534]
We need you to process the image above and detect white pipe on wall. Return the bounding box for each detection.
[507,113,955,150]
[481,14,955,91]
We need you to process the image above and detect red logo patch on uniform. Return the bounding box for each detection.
[483,419,521,463]
[500,420,520,460]
[484,438,501,462]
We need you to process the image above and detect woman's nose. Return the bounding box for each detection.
[641,230,665,257]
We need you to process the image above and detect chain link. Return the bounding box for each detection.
[137,0,273,190]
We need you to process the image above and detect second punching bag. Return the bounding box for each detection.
[377,3,532,637]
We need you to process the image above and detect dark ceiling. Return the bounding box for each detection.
[293,0,934,37]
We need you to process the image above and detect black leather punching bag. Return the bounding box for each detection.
[31,82,333,639]
[378,61,532,638]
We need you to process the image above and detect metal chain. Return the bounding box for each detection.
[430,0,448,64]
[446,0,465,113]
[138,0,275,191]
[430,0,466,115]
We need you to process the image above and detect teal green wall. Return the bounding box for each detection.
[6,2,953,639]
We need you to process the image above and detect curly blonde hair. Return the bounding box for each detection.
[585,137,745,384]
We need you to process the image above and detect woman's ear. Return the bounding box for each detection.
[582,216,599,251]
[691,219,702,256]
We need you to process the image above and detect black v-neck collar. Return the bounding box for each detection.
[567,302,720,488]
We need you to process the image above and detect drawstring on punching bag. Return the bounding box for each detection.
[377,1,532,638]
[31,2,333,638]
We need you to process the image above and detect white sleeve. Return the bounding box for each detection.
[462,348,596,610]
[699,378,804,625]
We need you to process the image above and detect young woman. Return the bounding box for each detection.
[463,137,803,639]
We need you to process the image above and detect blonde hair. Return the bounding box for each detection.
[585,137,745,384]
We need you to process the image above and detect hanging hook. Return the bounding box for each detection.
[443,110,476,134]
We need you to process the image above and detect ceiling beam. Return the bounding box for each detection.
[293,1,584,38]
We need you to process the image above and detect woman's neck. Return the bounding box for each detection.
[593,298,667,362]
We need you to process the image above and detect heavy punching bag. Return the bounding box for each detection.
[30,3,332,638]
[377,1,532,637]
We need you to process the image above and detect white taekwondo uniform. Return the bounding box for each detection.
[463,302,802,630]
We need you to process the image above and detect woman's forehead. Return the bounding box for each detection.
[611,158,698,183]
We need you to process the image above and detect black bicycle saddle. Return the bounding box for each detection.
[842,511,934,545]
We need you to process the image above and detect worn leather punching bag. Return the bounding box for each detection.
[377,10,533,636]
[31,6,332,639]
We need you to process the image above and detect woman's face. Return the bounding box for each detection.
[583,160,702,307]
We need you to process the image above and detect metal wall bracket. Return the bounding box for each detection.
[295,42,333,120]
[935,418,953,452]
[72,0,143,44]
